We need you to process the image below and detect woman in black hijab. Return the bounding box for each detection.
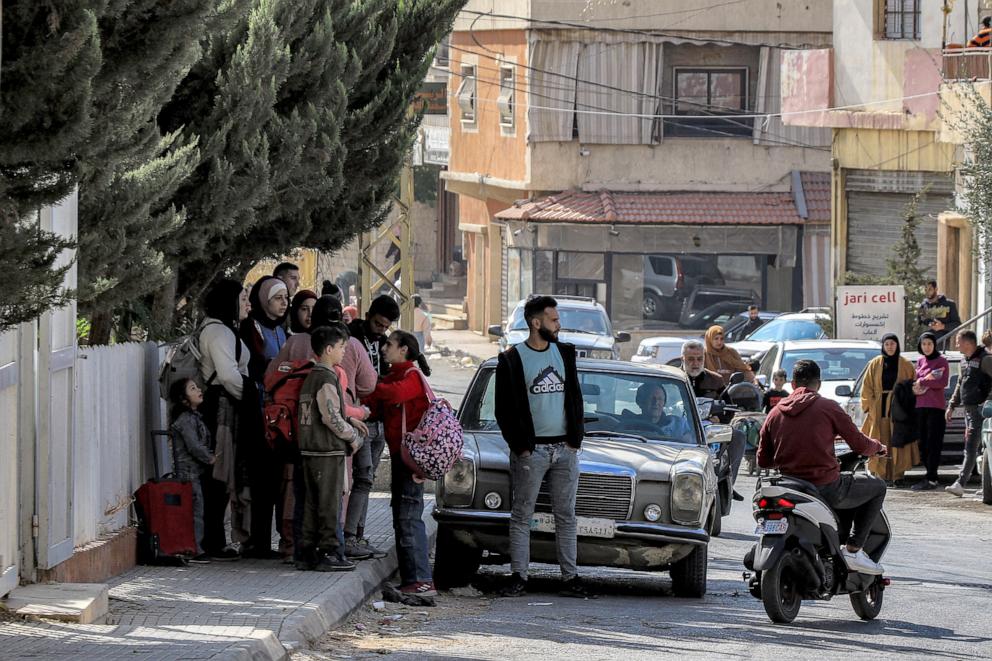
[860,333,919,484]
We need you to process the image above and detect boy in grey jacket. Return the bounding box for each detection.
[297,325,366,571]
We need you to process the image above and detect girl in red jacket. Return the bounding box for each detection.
[365,330,435,597]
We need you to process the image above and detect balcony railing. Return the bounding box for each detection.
[944,47,992,81]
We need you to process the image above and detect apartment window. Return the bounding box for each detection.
[669,67,751,138]
[457,65,477,125]
[498,66,515,129]
[880,0,921,40]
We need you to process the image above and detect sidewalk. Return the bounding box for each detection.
[430,329,499,365]
[0,495,436,660]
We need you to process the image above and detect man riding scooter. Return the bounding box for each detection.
[758,360,889,575]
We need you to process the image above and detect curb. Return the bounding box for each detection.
[278,506,439,654]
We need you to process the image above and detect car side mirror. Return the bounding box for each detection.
[705,424,734,445]
[487,325,504,337]
[756,375,768,388]
[615,331,632,343]
[836,385,853,398]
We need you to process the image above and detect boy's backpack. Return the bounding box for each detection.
[263,359,314,450]
[400,368,464,480]
[158,320,221,400]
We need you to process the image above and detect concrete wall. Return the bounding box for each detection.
[530,139,829,192]
[454,0,831,35]
[448,30,530,185]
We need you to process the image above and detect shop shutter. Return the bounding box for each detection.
[845,190,949,278]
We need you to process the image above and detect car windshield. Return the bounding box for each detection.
[780,348,877,381]
[747,318,824,342]
[507,306,609,335]
[460,367,701,445]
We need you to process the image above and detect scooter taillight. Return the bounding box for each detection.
[776,498,796,509]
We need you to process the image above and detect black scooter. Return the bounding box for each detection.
[743,452,891,624]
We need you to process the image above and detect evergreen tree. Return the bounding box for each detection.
[305,0,464,251]
[156,0,289,312]
[78,0,221,344]
[188,0,363,282]
[886,190,929,347]
[1,2,103,327]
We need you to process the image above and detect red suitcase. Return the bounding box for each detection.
[134,431,197,564]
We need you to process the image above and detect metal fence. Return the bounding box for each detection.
[73,342,164,547]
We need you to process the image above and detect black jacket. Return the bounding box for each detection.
[918,295,961,339]
[494,342,585,455]
[953,347,992,407]
[889,379,918,449]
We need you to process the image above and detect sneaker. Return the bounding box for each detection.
[945,481,965,497]
[343,539,374,560]
[356,538,387,559]
[314,554,356,572]
[208,547,240,561]
[500,573,527,597]
[911,480,939,492]
[400,581,437,597]
[842,548,884,576]
[732,490,745,502]
[559,577,597,599]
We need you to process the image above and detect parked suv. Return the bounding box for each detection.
[489,295,631,359]
[642,255,725,321]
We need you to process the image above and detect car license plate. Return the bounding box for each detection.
[531,513,616,539]
[755,519,789,536]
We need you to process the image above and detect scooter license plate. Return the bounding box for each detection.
[755,520,789,535]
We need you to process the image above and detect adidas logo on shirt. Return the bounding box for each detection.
[530,366,565,394]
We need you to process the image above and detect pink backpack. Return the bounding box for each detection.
[401,368,464,480]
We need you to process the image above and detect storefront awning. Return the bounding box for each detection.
[495,189,807,225]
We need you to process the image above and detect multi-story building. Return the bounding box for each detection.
[444,0,833,334]
[782,0,990,324]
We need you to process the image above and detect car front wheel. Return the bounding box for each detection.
[670,544,708,598]
[982,443,992,505]
[432,525,482,590]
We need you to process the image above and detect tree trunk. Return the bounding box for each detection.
[87,310,114,346]
[152,271,179,340]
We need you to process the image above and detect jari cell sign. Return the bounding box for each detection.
[835,285,905,346]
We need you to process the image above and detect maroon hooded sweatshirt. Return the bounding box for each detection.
[758,387,884,486]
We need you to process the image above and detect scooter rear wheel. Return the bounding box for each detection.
[850,580,884,620]
[760,551,802,624]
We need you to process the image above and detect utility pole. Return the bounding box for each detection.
[358,156,415,331]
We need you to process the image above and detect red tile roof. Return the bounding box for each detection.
[800,171,831,224]
[496,189,806,226]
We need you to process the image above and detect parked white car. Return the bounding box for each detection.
[729,312,829,362]
[754,339,880,406]
[631,337,693,367]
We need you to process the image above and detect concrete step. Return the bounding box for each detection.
[426,300,465,317]
[3,582,109,624]
[433,313,468,330]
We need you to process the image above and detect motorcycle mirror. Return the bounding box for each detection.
[728,371,747,386]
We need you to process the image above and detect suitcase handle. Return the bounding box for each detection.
[150,430,177,480]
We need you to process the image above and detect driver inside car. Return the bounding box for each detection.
[758,359,888,575]
[626,383,693,442]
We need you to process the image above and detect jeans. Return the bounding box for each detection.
[728,428,746,485]
[345,423,386,539]
[390,454,431,585]
[509,443,580,580]
[958,405,984,485]
[292,459,306,561]
[818,473,887,549]
[917,407,947,482]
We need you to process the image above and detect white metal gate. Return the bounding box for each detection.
[0,329,20,596]
[35,193,79,570]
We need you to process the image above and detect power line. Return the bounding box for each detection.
[569,0,758,23]
[445,65,829,150]
[447,56,825,149]
[459,8,821,50]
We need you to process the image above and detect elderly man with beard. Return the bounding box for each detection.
[494,295,592,599]
[681,339,746,500]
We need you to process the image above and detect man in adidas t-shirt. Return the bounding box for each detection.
[495,296,591,599]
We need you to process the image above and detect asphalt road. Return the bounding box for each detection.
[304,356,992,661]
